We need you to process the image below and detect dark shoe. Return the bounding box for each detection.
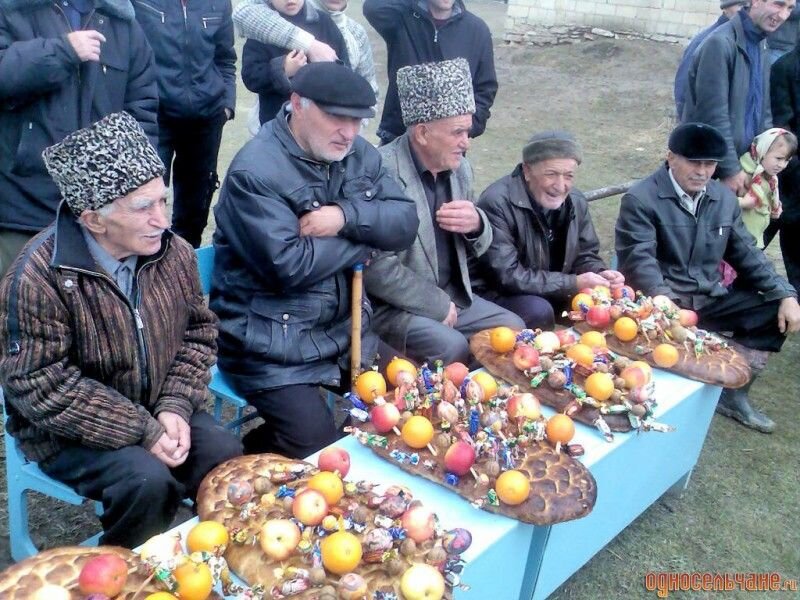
[716,388,776,433]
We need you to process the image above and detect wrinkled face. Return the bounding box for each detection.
[84,177,169,260]
[748,0,796,33]
[321,0,347,11]
[427,0,456,17]
[412,114,472,174]
[762,136,792,176]
[667,152,718,195]
[271,0,303,16]
[291,95,361,163]
[522,158,578,210]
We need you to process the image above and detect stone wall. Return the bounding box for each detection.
[505,0,722,45]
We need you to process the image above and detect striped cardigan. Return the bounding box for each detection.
[0,208,218,464]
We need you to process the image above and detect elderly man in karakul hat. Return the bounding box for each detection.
[0,111,242,548]
[365,57,524,366]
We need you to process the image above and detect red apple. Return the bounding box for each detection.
[678,309,698,327]
[443,441,476,476]
[292,488,329,526]
[371,402,401,433]
[579,287,594,295]
[512,345,540,370]
[443,362,469,387]
[259,519,302,560]
[554,329,577,347]
[507,393,541,420]
[612,285,635,301]
[401,505,436,543]
[585,306,611,329]
[317,446,350,478]
[78,554,128,597]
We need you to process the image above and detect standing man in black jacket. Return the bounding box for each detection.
[363,0,497,145]
[133,0,236,248]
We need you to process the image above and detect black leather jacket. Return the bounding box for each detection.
[211,106,418,393]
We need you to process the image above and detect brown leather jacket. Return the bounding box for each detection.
[0,205,217,464]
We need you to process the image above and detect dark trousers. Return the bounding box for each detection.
[39,411,242,548]
[494,294,556,330]
[764,218,800,293]
[157,113,226,248]
[697,289,786,352]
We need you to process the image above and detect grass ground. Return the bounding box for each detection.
[1,1,798,598]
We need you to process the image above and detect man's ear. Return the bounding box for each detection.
[80,210,106,235]
[289,92,303,114]
[411,123,427,147]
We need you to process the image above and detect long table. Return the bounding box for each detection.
[168,369,721,599]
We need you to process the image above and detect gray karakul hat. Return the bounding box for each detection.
[396,58,476,127]
[523,130,583,165]
[42,111,165,216]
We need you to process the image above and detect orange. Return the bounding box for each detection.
[613,317,639,342]
[354,370,386,403]
[320,531,362,575]
[308,471,344,506]
[173,561,213,600]
[571,292,594,312]
[186,520,229,555]
[584,372,614,402]
[494,470,531,506]
[401,415,434,449]
[145,594,179,600]
[580,330,606,349]
[565,343,594,368]
[470,371,498,401]
[489,326,517,353]
[652,344,679,368]
[546,414,575,444]
[385,357,416,386]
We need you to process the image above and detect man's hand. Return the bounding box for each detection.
[67,30,106,62]
[157,411,191,463]
[723,171,750,196]
[299,206,345,237]
[599,269,626,289]
[148,433,185,468]
[436,201,481,234]
[307,40,337,62]
[738,194,757,210]
[777,296,800,333]
[284,50,307,78]
[576,272,610,289]
[442,302,458,327]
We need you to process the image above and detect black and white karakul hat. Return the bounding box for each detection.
[396,58,476,127]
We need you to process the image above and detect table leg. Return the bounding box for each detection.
[519,525,552,600]
[665,469,694,498]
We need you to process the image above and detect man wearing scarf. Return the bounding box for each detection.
[683,0,795,196]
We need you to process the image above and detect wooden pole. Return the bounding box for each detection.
[583,179,639,202]
[350,263,364,388]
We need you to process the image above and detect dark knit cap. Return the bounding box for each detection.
[668,123,727,161]
[42,112,165,216]
[292,62,376,118]
[522,131,583,165]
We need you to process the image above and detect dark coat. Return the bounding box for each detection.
[771,41,800,223]
[615,164,795,310]
[767,6,800,54]
[241,3,347,124]
[472,165,606,301]
[132,0,236,119]
[0,0,158,233]
[674,14,729,118]
[0,206,217,464]
[682,12,773,178]
[211,107,418,393]
[363,0,497,140]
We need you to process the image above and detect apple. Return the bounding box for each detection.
[436,400,459,425]
[533,331,561,354]
[292,488,329,526]
[651,295,674,312]
[678,309,698,327]
[443,441,476,476]
[400,564,446,600]
[317,446,350,478]
[259,518,302,560]
[579,287,594,295]
[585,306,611,329]
[401,505,436,543]
[371,402,401,433]
[78,553,128,597]
[32,585,71,600]
[507,392,541,420]
[443,362,469,387]
[555,329,577,347]
[512,344,540,371]
[612,285,635,301]
[138,532,182,563]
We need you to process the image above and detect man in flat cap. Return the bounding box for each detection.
[471,132,624,330]
[0,112,242,548]
[616,122,800,433]
[365,58,523,365]
[212,62,418,458]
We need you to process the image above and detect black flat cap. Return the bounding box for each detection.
[668,123,727,161]
[292,62,376,119]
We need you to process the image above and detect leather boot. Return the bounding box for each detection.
[715,370,775,433]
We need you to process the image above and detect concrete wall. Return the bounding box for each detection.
[505,0,722,42]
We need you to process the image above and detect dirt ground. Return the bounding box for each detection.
[1,1,798,598]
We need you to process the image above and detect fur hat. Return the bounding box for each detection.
[523,131,583,165]
[396,58,475,127]
[668,123,727,161]
[42,112,164,216]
